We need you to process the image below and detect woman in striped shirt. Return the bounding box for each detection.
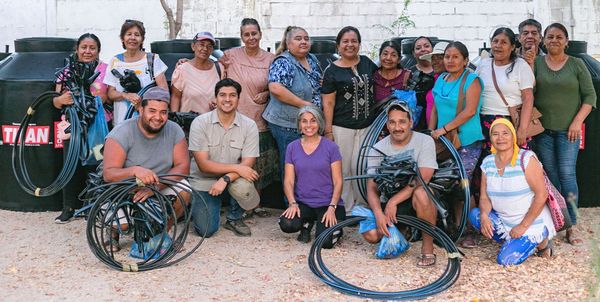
[468,118,555,265]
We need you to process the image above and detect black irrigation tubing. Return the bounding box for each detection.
[352,100,471,242]
[12,91,83,197]
[308,216,462,300]
[85,174,208,272]
[124,81,158,121]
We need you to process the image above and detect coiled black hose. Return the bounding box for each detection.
[86,175,208,272]
[11,91,84,197]
[308,216,462,300]
[352,103,470,241]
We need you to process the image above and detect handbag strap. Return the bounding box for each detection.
[491,60,510,108]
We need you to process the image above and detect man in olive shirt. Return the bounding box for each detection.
[189,79,260,237]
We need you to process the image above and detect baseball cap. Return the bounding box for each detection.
[419,41,450,61]
[386,99,412,120]
[228,178,260,210]
[193,32,216,45]
[142,86,170,104]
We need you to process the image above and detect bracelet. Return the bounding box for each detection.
[289,202,298,207]
[443,125,449,134]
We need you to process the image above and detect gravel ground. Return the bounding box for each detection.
[0,207,599,302]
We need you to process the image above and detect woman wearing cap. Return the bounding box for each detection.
[219,19,276,217]
[532,23,596,245]
[279,106,345,247]
[408,37,436,129]
[103,19,168,126]
[263,26,322,189]
[468,118,555,265]
[52,33,108,223]
[430,41,484,248]
[170,31,224,114]
[476,27,535,154]
[373,41,410,103]
[421,41,448,127]
[322,26,378,215]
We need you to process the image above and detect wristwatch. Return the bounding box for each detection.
[222,175,232,184]
[329,204,337,209]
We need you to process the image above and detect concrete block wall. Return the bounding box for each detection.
[0,0,598,62]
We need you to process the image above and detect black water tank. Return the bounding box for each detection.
[566,41,600,207]
[0,37,76,211]
[150,39,228,81]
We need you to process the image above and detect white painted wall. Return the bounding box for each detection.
[1,0,599,62]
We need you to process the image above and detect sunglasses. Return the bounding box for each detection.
[125,19,144,25]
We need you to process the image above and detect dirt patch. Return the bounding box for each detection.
[0,208,598,301]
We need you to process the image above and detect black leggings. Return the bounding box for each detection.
[279,203,346,248]
[62,139,95,209]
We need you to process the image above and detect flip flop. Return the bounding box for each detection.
[417,253,436,267]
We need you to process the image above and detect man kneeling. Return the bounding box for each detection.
[362,100,439,267]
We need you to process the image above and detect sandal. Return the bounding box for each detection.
[417,253,436,267]
[566,228,583,246]
[253,207,271,218]
[535,239,553,258]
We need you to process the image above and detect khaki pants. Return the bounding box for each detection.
[332,125,369,215]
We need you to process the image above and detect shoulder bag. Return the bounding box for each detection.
[491,60,544,137]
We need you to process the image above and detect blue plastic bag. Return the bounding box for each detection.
[82,96,109,166]
[129,233,172,260]
[392,89,422,128]
[376,224,410,259]
[352,206,410,259]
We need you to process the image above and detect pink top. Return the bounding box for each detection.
[171,61,222,114]
[425,73,440,125]
[219,47,274,132]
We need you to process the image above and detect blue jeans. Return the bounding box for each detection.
[469,208,548,265]
[533,130,580,224]
[268,122,301,205]
[191,190,244,238]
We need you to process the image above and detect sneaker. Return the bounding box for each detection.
[223,220,251,237]
[54,208,74,224]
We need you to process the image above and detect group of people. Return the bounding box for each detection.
[51,17,595,266]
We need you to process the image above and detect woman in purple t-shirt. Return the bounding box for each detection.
[279,106,345,248]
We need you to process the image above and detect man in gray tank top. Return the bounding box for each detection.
[103,87,190,251]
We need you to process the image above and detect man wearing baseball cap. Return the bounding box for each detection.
[188,78,260,237]
[361,98,439,267]
[102,86,191,250]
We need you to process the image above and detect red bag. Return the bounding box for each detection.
[520,151,572,232]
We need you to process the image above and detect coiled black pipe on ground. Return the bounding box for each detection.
[85,175,208,272]
[308,215,462,300]
[11,91,83,197]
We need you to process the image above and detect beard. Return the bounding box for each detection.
[140,117,166,134]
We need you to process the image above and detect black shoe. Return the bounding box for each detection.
[223,220,251,237]
[297,222,313,243]
[55,208,74,224]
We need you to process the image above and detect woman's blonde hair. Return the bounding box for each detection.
[275,26,308,55]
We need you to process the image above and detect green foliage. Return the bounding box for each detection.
[368,0,415,60]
